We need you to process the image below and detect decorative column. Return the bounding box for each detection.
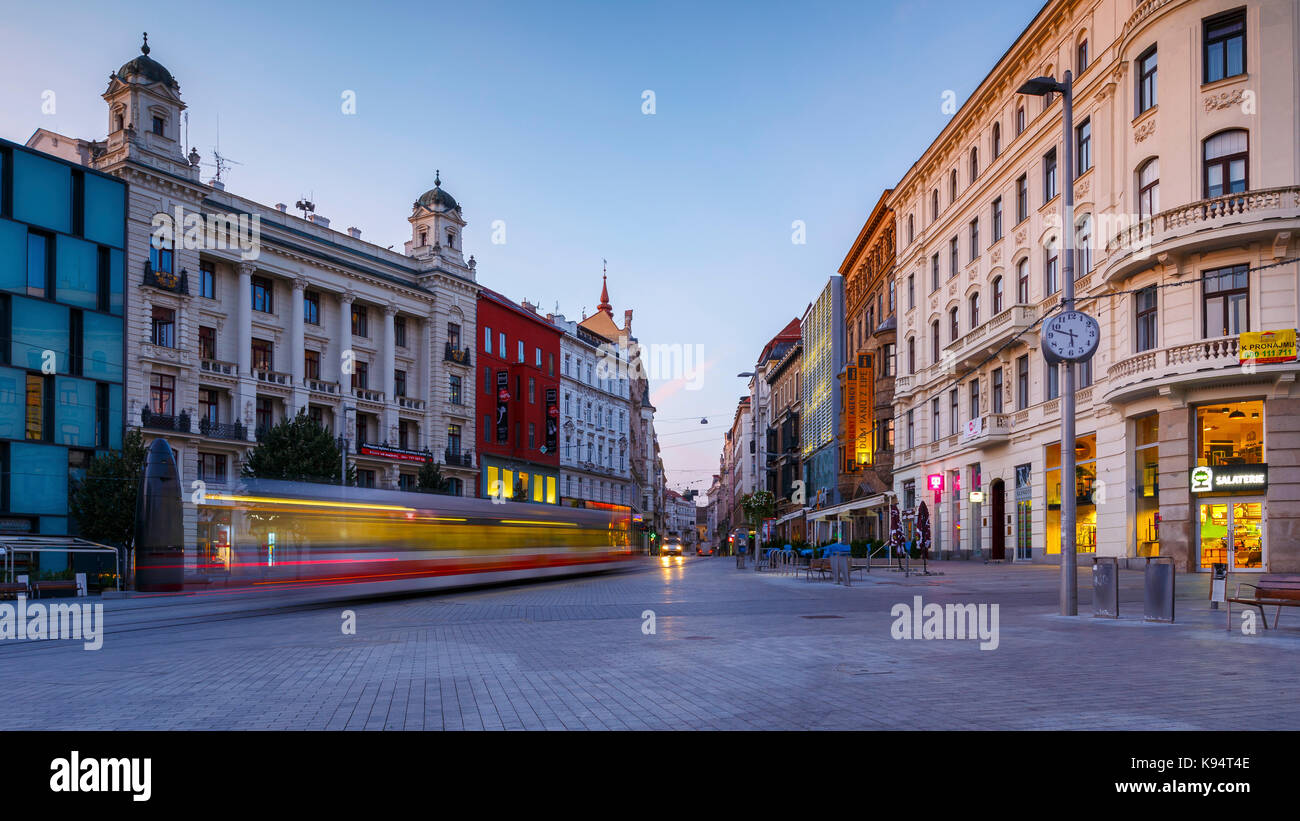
[236,263,256,441]
[338,291,356,447]
[291,276,307,416]
[383,303,398,447]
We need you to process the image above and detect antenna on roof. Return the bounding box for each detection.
[295,193,316,220]
[201,115,241,185]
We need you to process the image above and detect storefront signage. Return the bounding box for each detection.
[495,370,510,442]
[969,491,984,503]
[359,444,429,463]
[963,417,983,439]
[1239,329,1297,365]
[1190,464,1268,493]
[545,388,558,453]
[926,474,944,492]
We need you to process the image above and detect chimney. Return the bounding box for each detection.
[209,179,225,191]
[624,309,633,333]
[347,226,362,239]
[275,203,288,213]
[521,299,539,314]
[308,214,331,228]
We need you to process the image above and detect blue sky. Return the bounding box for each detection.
[0,0,1046,494]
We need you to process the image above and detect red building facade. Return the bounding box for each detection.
[475,289,562,503]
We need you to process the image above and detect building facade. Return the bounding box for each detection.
[0,138,127,564]
[767,334,804,542]
[889,0,1300,570]
[801,275,845,541]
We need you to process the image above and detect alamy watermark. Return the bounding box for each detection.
[595,335,704,390]
[890,595,999,650]
[0,595,103,650]
[151,207,261,261]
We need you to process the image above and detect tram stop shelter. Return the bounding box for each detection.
[0,536,122,592]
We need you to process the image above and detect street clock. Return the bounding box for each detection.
[1042,309,1100,364]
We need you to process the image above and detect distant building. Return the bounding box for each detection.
[801,276,845,542]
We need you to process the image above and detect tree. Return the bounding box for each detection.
[242,410,353,484]
[68,429,148,581]
[416,458,449,494]
[741,490,776,528]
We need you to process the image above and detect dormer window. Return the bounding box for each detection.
[152,116,165,136]
[446,229,455,248]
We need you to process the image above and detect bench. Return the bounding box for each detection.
[0,582,28,599]
[804,558,831,581]
[32,580,78,599]
[1226,574,1300,630]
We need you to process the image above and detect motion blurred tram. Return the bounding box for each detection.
[137,466,633,597]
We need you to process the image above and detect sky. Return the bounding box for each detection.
[0,0,1046,497]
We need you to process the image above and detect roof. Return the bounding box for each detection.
[115,34,178,89]
[415,171,460,212]
[757,317,802,365]
[578,308,623,342]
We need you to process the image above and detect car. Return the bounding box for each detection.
[696,544,714,556]
[661,538,683,556]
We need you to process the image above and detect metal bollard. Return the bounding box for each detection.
[1143,556,1175,623]
[1092,556,1118,618]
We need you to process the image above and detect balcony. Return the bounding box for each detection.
[444,343,471,366]
[894,374,913,398]
[141,261,188,295]
[942,304,1038,373]
[200,359,238,378]
[1105,186,1300,283]
[959,413,1012,446]
[1105,336,1249,404]
[353,388,384,404]
[141,408,190,433]
[305,378,339,395]
[199,418,248,441]
[398,396,426,411]
[253,369,292,387]
[445,449,473,468]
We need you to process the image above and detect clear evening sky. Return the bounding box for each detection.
[0,0,1046,497]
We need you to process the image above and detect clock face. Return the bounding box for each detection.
[1043,310,1100,363]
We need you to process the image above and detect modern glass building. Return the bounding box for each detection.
[0,138,126,566]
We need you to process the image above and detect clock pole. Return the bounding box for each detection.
[1060,70,1078,616]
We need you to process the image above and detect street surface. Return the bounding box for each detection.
[1,557,1295,730]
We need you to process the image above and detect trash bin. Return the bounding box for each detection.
[1143,556,1175,623]
[1092,556,1118,618]
[1210,562,1228,610]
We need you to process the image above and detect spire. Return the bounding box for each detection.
[434,169,441,187]
[141,32,150,56]
[598,259,612,316]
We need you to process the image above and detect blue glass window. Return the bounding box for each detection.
[10,296,68,372]
[56,235,99,309]
[9,442,68,515]
[82,173,125,249]
[11,151,72,233]
[54,377,96,447]
[82,312,123,383]
[27,232,50,297]
[0,366,25,439]
[0,218,26,293]
[108,383,122,449]
[108,248,123,315]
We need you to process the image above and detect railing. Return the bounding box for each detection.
[141,408,190,432]
[1107,336,1241,393]
[199,418,247,440]
[445,449,473,467]
[141,261,188,294]
[253,369,291,386]
[444,344,471,366]
[354,388,384,403]
[305,378,338,395]
[1107,186,1300,255]
[943,303,1037,366]
[201,359,238,377]
[398,396,426,411]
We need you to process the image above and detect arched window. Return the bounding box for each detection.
[1203,130,1248,198]
[908,336,916,374]
[931,189,939,222]
[969,292,981,328]
[930,320,940,364]
[992,122,1001,158]
[992,276,1004,314]
[949,306,960,342]
[907,214,915,244]
[1076,214,1093,275]
[969,147,979,181]
[1138,158,1160,221]
[1016,258,1029,304]
[949,169,958,203]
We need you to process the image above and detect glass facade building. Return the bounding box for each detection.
[0,139,126,559]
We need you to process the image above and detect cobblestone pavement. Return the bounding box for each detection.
[0,557,1296,730]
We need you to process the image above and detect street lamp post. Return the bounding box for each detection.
[738,371,761,569]
[1019,71,1078,615]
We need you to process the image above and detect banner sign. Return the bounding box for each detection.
[496,370,510,442]
[545,387,558,452]
[1239,329,1296,364]
[1190,464,1268,493]
[855,353,873,466]
[359,444,428,463]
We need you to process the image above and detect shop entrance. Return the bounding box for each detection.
[990,479,1006,560]
[1198,499,1265,571]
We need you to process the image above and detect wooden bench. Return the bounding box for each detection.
[804,558,831,581]
[0,582,28,599]
[32,580,78,599]
[1226,574,1300,630]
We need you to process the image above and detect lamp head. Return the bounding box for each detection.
[1017,76,1064,96]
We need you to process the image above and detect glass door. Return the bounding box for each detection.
[1198,500,1265,571]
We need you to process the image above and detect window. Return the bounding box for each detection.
[881,343,895,377]
[1045,240,1059,296]
[991,197,1003,242]
[969,292,980,328]
[252,338,273,371]
[394,316,407,348]
[888,280,895,313]
[25,374,47,440]
[535,346,542,367]
[907,214,915,244]
[907,274,915,309]
[1136,286,1159,352]
[151,306,175,347]
[1077,39,1089,73]
[1138,158,1160,222]
[1043,148,1058,201]
[1076,215,1093,275]
[353,361,369,390]
[548,352,555,377]
[906,410,915,449]
[930,255,940,292]
[949,307,959,342]
[528,423,536,448]
[931,397,941,441]
[198,453,226,484]
[949,169,958,203]
[200,389,220,426]
[949,237,959,279]
[1204,130,1248,198]
[449,374,462,405]
[357,469,375,489]
[517,340,524,363]
[1137,46,1158,115]
[305,349,320,380]
[448,322,461,350]
[969,147,979,181]
[352,305,369,337]
[152,115,165,136]
[528,376,535,404]
[484,416,491,443]
[1204,10,1245,83]
[251,276,273,313]
[969,218,979,260]
[969,379,980,421]
[483,367,490,394]
[907,336,915,374]
[992,276,1004,314]
[398,419,413,449]
[931,189,939,223]
[992,368,1004,413]
[304,290,320,325]
[394,369,406,398]
[1016,355,1029,410]
[27,232,51,298]
[199,326,216,360]
[1016,175,1028,223]
[930,321,940,365]
[1015,105,1025,136]
[1076,118,1091,175]
[992,122,1001,158]
[150,373,175,415]
[1047,363,1060,399]
[398,474,416,492]
[499,332,506,357]
[447,424,462,455]
[1202,264,1249,338]
[484,326,492,354]
[200,261,216,299]
[1078,358,1093,388]
[949,388,959,436]
[1017,259,1029,304]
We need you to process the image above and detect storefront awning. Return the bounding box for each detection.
[810,494,890,521]
[773,508,807,526]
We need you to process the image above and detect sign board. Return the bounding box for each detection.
[1239,329,1297,365]
[969,491,984,503]
[495,370,510,442]
[359,444,429,463]
[1190,464,1268,493]
[545,387,558,452]
[926,474,944,492]
[963,416,983,439]
[855,353,873,465]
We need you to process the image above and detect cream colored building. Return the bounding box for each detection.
[29,38,482,572]
[889,0,1299,571]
